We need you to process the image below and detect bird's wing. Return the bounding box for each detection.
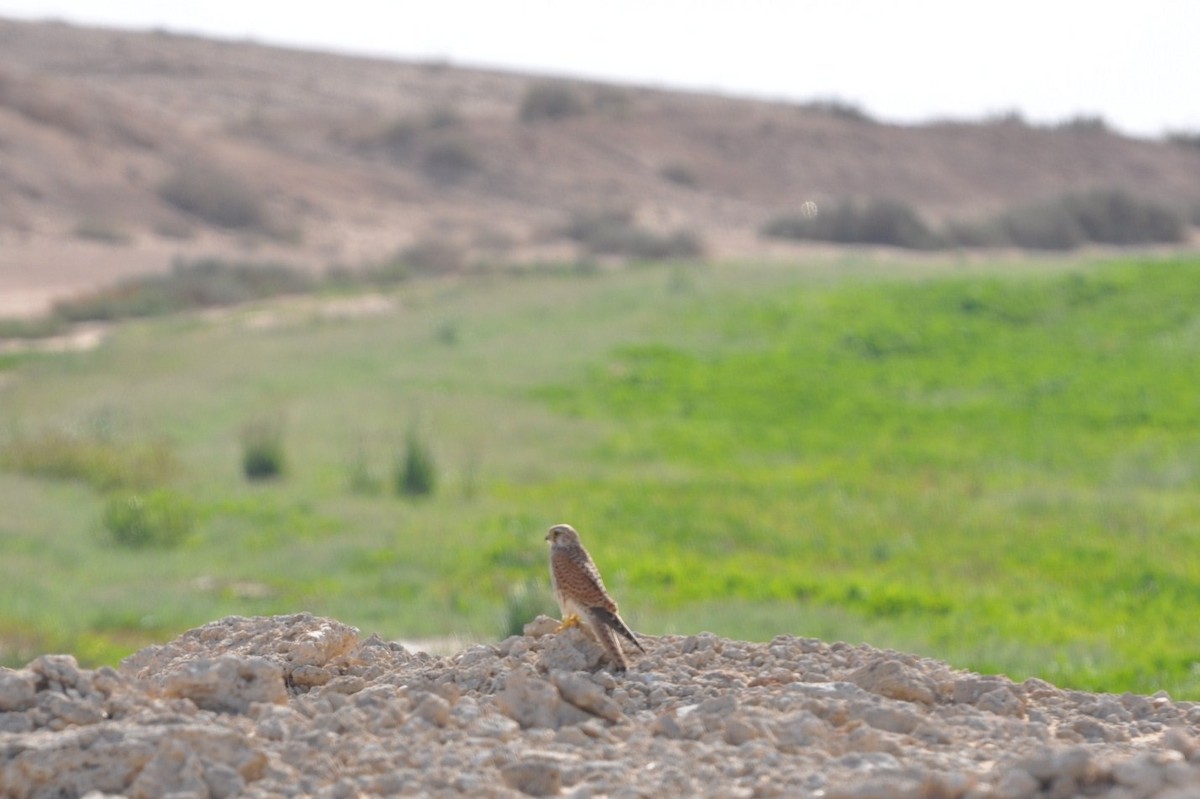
[553,548,618,612]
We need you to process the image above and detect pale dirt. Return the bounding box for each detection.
[3,17,1200,319]
[2,613,1199,798]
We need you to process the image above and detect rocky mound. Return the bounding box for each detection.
[1,613,1197,798]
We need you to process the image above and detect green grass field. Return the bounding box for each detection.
[2,254,1199,697]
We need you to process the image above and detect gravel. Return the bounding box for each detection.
[2,612,1198,798]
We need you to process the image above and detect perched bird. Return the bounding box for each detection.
[545,523,645,672]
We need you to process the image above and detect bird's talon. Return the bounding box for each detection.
[555,613,581,632]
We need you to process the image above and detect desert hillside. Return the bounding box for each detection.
[3,613,1198,798]
[2,17,1200,314]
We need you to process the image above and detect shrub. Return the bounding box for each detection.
[0,315,69,339]
[241,415,286,480]
[591,85,635,117]
[518,81,587,122]
[564,208,704,260]
[1166,131,1200,151]
[994,202,1085,250]
[1,429,178,490]
[399,237,465,275]
[856,199,942,249]
[395,428,436,497]
[375,106,465,162]
[502,580,554,638]
[1056,115,1110,134]
[659,163,699,188]
[990,190,1183,249]
[804,98,875,123]
[421,135,482,183]
[564,207,634,243]
[158,162,266,231]
[378,116,421,157]
[941,218,1013,249]
[1061,189,1184,245]
[52,259,313,322]
[425,106,464,130]
[103,489,194,548]
[763,199,940,249]
[616,228,704,260]
[72,219,131,245]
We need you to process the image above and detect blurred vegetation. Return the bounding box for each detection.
[563,207,703,260]
[51,258,314,322]
[420,134,483,183]
[658,162,700,188]
[1166,130,1200,151]
[764,189,1187,250]
[397,238,466,276]
[72,218,132,246]
[240,414,287,481]
[518,80,634,123]
[158,162,267,231]
[103,490,195,549]
[1055,114,1111,134]
[803,98,876,123]
[518,80,589,123]
[4,249,1200,700]
[763,198,941,250]
[503,579,556,638]
[1,427,178,491]
[396,426,437,498]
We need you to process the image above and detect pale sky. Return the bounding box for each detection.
[1,1,1197,138]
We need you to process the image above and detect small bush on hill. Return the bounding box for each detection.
[994,202,1086,250]
[763,199,940,249]
[158,162,266,231]
[53,259,313,322]
[659,163,699,188]
[72,219,132,245]
[1061,189,1184,245]
[766,190,1185,252]
[993,190,1184,250]
[518,81,588,122]
[375,106,466,162]
[421,135,482,183]
[1166,131,1200,151]
[564,208,704,260]
[941,218,1012,249]
[400,238,466,276]
[804,98,875,123]
[1056,114,1111,134]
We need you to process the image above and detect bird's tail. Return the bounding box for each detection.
[589,606,646,653]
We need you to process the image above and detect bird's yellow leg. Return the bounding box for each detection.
[556,613,581,632]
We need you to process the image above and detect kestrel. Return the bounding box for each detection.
[545,523,645,672]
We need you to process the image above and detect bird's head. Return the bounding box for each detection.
[546,523,580,546]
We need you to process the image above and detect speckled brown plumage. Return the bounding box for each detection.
[545,523,644,671]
